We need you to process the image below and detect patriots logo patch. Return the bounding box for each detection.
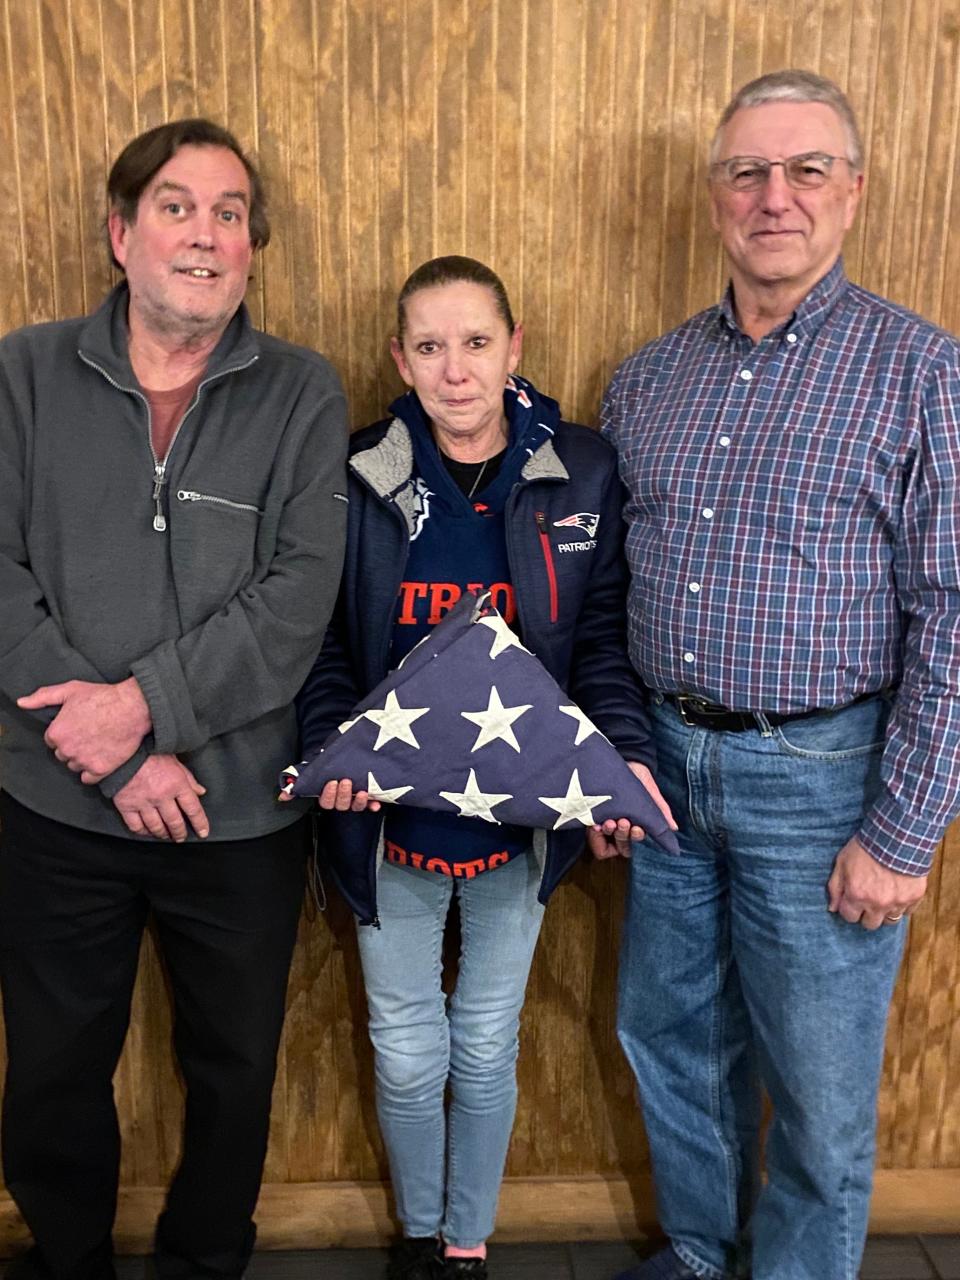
[407,477,434,541]
[554,512,600,538]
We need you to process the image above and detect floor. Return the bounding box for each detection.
[88,1236,960,1279]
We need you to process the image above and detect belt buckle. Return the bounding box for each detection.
[675,695,713,727]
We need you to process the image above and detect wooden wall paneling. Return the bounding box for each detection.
[883,0,941,315]
[256,0,324,351]
[36,0,84,319]
[6,0,56,325]
[598,0,648,379]
[0,0,27,331]
[463,0,495,265]
[638,1,675,346]
[225,0,266,331]
[433,0,468,255]
[859,0,911,300]
[684,0,734,324]
[901,0,952,323]
[938,834,960,1165]
[728,0,765,115]
[887,862,940,1166]
[921,4,960,332]
[659,2,705,338]
[569,0,619,422]
[372,3,409,419]
[3,0,960,1244]
[915,843,960,1166]
[99,0,138,190]
[835,0,879,285]
[488,0,524,330]
[114,932,183,1188]
[342,0,386,425]
[513,0,559,406]
[543,0,589,421]
[273,901,331,1185]
[70,1,115,315]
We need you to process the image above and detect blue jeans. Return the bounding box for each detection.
[356,852,545,1247]
[617,694,906,1280]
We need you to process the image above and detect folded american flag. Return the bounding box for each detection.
[283,592,678,853]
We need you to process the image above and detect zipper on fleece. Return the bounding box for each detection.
[79,350,258,532]
[535,510,559,623]
[177,490,263,515]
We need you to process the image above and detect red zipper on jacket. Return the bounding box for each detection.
[535,510,559,622]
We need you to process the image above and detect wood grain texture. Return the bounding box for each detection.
[2,1168,960,1253]
[1,0,959,1230]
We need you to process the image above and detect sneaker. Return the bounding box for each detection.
[441,1260,488,1279]
[386,1236,443,1279]
[614,1245,699,1279]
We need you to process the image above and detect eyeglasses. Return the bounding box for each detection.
[710,152,850,192]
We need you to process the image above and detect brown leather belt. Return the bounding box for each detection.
[661,690,884,733]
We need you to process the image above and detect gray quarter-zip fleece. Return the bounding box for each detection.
[0,283,348,841]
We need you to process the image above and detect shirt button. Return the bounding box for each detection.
[786,333,798,345]
[683,651,695,663]
[719,435,731,447]
[702,507,714,519]
[688,582,701,593]
[739,369,753,381]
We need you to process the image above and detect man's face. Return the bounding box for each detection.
[709,101,863,299]
[108,143,254,344]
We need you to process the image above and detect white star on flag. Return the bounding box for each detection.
[461,685,532,752]
[439,768,513,823]
[477,612,531,659]
[559,704,599,745]
[338,716,361,735]
[365,772,413,804]
[539,768,612,829]
[363,689,430,751]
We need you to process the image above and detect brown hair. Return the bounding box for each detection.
[396,256,515,341]
[106,118,269,268]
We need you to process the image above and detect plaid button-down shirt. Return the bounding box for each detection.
[601,259,960,874]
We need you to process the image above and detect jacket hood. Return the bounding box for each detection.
[76,282,260,389]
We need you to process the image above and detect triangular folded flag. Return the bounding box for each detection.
[283,591,678,853]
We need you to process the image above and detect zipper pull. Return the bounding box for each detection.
[152,465,167,532]
[535,510,547,533]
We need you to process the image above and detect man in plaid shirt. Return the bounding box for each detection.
[599,70,960,1280]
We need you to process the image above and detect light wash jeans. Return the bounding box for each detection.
[617,693,906,1280]
[356,852,545,1247]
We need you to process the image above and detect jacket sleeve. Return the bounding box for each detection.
[0,355,149,796]
[295,586,364,759]
[565,448,657,769]
[129,390,350,755]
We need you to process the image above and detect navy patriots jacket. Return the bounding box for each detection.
[296,386,655,925]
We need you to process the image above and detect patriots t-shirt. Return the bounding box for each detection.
[385,446,528,878]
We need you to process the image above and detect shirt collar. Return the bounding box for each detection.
[716,257,849,344]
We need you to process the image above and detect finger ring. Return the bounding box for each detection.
[885,912,904,923]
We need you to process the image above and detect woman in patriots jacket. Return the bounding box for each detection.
[294,256,673,1280]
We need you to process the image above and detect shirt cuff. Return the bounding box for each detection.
[858,798,942,876]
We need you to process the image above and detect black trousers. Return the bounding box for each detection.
[0,793,309,1280]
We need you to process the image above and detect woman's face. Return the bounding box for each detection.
[390,280,523,452]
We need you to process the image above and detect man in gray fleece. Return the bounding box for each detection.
[0,119,347,1280]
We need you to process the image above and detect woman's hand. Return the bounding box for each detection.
[317,778,382,813]
[588,762,677,859]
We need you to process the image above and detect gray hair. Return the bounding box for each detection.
[709,69,864,172]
